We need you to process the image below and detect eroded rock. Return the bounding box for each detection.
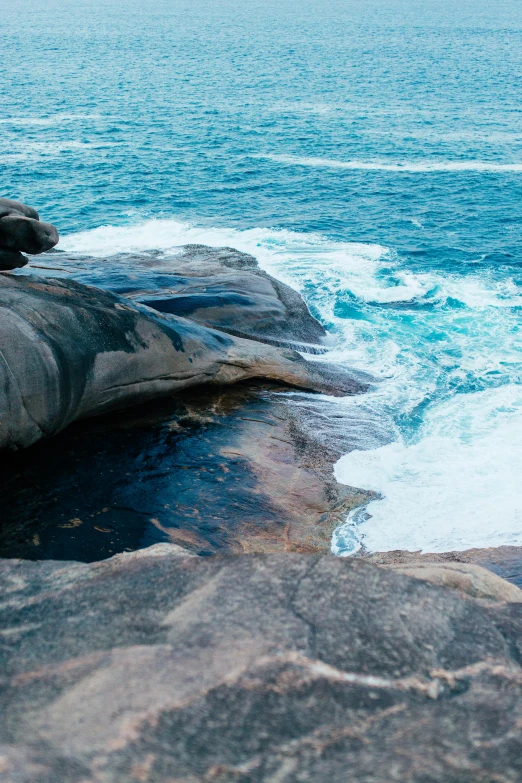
[384,561,522,602]
[367,546,522,590]
[0,198,39,221]
[0,216,58,255]
[17,244,329,352]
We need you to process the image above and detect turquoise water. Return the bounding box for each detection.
[3,0,522,552]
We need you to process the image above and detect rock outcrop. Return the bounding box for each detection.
[385,561,522,602]
[1,548,522,782]
[19,244,329,353]
[0,198,58,271]
[366,547,522,591]
[0,273,366,452]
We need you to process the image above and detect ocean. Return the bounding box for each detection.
[3,0,522,554]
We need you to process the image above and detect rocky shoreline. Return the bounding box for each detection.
[1,202,521,782]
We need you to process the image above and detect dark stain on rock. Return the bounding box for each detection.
[142,292,256,317]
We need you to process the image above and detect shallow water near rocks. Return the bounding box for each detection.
[3,0,522,554]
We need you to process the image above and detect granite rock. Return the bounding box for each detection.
[0,216,58,255]
[0,384,372,560]
[384,561,522,602]
[0,550,521,782]
[20,244,329,353]
[0,198,39,221]
[366,546,522,591]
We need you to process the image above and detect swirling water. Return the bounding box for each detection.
[3,0,522,553]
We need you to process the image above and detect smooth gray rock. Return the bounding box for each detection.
[0,197,39,220]
[25,244,329,353]
[0,199,58,271]
[0,273,366,451]
[0,216,58,255]
[0,550,521,782]
[133,244,328,351]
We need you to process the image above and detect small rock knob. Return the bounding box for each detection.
[0,198,59,271]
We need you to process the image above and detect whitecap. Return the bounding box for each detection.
[0,113,108,126]
[254,154,522,173]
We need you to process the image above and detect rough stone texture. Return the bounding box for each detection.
[384,561,522,603]
[0,199,58,270]
[0,384,372,561]
[0,550,521,782]
[367,546,522,590]
[0,273,366,452]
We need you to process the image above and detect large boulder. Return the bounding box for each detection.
[0,549,521,782]
[0,198,59,270]
[24,244,328,353]
[0,273,366,452]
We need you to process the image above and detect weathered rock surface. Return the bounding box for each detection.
[384,561,522,602]
[367,546,522,590]
[0,199,58,270]
[0,273,366,452]
[19,244,328,352]
[0,549,521,782]
[0,384,372,561]
[0,233,373,558]
[133,244,328,352]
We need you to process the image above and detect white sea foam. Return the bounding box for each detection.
[333,385,522,553]
[11,141,120,152]
[0,113,107,126]
[62,217,522,554]
[255,154,522,173]
[1,140,122,164]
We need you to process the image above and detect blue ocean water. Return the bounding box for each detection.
[3,0,522,552]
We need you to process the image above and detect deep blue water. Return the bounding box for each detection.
[3,0,522,552]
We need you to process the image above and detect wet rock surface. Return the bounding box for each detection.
[0,550,521,783]
[0,232,370,559]
[18,244,328,353]
[0,383,371,561]
[3,214,522,783]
